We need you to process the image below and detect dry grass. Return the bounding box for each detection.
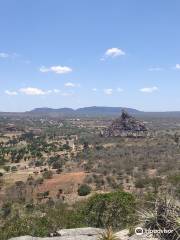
[98,227,119,240]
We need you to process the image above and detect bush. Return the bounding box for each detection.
[0,157,5,166]
[42,170,53,179]
[3,166,10,172]
[0,215,53,239]
[135,178,146,188]
[78,184,91,196]
[98,227,118,240]
[35,160,43,167]
[168,174,180,186]
[11,166,17,172]
[0,202,85,239]
[1,202,11,218]
[52,161,62,169]
[35,177,44,185]
[56,168,62,174]
[84,191,136,229]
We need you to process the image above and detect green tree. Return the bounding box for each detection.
[78,184,91,196]
[84,191,136,229]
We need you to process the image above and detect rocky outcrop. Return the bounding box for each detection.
[8,228,158,240]
[101,111,148,138]
[8,228,103,240]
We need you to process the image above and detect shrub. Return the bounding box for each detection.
[78,184,91,196]
[135,178,146,188]
[1,202,11,218]
[98,227,118,240]
[84,191,136,229]
[56,168,62,174]
[42,170,53,179]
[52,161,62,169]
[62,144,70,150]
[36,177,44,185]
[0,215,53,239]
[35,160,43,167]
[25,203,34,212]
[3,166,10,172]
[0,202,86,239]
[0,157,5,166]
[11,166,17,172]
[168,174,180,186]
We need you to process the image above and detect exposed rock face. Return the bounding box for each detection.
[129,234,157,240]
[8,228,158,240]
[8,228,103,240]
[101,111,148,138]
[57,227,103,236]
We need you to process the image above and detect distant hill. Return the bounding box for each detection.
[1,106,180,118]
[28,106,140,117]
[30,107,74,114]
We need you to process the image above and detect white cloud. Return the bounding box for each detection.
[6,87,66,96]
[53,89,61,93]
[100,57,105,61]
[0,52,20,59]
[0,53,9,58]
[175,64,180,69]
[40,65,72,74]
[117,88,124,92]
[61,92,73,97]
[19,87,48,95]
[104,88,113,95]
[46,90,53,94]
[5,90,18,96]
[105,48,125,58]
[64,82,75,87]
[140,86,158,93]
[92,88,98,92]
[148,67,163,71]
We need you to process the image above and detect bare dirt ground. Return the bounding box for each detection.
[4,169,34,185]
[35,171,86,199]
[2,170,87,204]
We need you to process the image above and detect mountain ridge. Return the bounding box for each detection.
[28,106,140,117]
[1,106,180,118]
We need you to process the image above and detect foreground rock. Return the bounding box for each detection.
[9,227,158,240]
[129,235,157,240]
[9,228,103,240]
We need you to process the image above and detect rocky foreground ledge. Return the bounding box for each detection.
[8,227,157,240]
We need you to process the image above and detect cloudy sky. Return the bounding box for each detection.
[1,0,180,112]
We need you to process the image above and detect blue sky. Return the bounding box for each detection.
[1,0,180,112]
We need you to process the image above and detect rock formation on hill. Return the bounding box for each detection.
[101,110,148,137]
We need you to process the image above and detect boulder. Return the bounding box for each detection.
[115,229,129,239]
[8,228,103,240]
[129,233,158,240]
[8,228,158,240]
[57,227,103,236]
